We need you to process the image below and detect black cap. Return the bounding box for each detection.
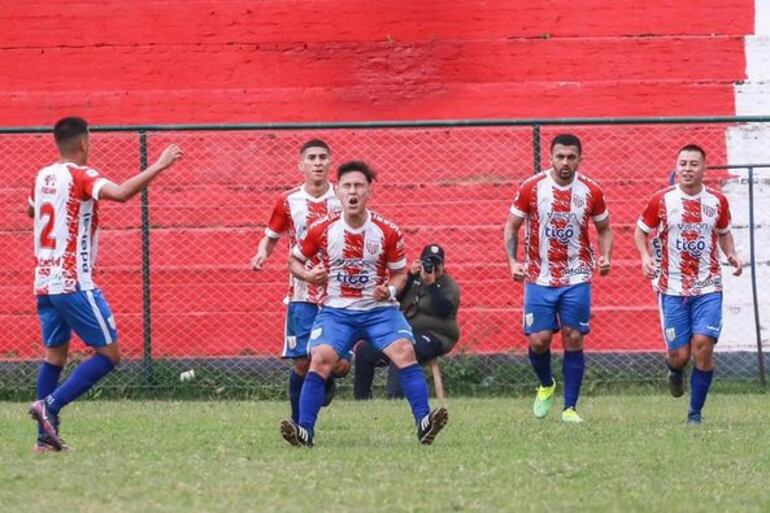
[420,244,445,263]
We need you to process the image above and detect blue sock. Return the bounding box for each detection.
[298,371,325,433]
[37,362,63,400]
[689,368,714,414]
[46,354,114,415]
[563,350,585,410]
[398,364,430,424]
[289,370,305,424]
[528,348,553,387]
[36,362,63,438]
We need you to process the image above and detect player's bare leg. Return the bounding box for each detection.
[528,331,556,418]
[386,340,447,444]
[666,345,690,398]
[687,335,716,424]
[561,327,585,423]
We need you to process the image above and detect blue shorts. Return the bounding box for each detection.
[523,282,591,335]
[308,306,415,358]
[658,292,722,350]
[283,302,353,360]
[36,289,118,348]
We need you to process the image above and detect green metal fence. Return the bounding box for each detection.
[1,116,768,398]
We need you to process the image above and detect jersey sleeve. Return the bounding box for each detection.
[71,166,109,201]
[386,226,407,270]
[637,194,661,233]
[590,186,609,222]
[265,195,290,239]
[292,221,323,262]
[716,194,731,234]
[509,181,532,218]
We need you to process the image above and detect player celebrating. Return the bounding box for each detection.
[250,139,349,424]
[503,133,613,423]
[634,144,742,425]
[28,117,182,451]
[280,160,448,447]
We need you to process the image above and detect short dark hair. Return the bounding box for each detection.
[678,144,706,160]
[53,117,89,152]
[337,160,377,183]
[550,133,582,155]
[300,139,330,155]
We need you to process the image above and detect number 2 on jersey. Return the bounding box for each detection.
[39,202,56,249]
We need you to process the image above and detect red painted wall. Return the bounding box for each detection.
[0,2,754,359]
[0,1,752,125]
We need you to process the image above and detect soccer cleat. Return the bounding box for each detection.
[667,369,685,398]
[28,400,64,451]
[686,411,702,425]
[533,379,556,418]
[280,418,314,447]
[323,376,337,407]
[417,407,448,445]
[33,435,70,453]
[561,407,584,423]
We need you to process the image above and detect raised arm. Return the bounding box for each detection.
[99,144,183,203]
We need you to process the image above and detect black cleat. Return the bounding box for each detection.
[667,369,685,398]
[280,418,314,448]
[323,376,337,407]
[417,407,448,445]
[29,400,64,451]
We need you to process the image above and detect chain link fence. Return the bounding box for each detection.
[1,118,768,398]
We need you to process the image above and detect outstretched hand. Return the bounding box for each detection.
[727,254,743,276]
[155,144,183,170]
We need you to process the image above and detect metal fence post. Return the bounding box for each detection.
[747,166,766,387]
[533,124,541,174]
[139,131,154,387]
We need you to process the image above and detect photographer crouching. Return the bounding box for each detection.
[353,244,461,400]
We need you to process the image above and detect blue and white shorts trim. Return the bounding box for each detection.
[523,282,592,335]
[283,302,320,359]
[658,292,722,350]
[308,306,415,358]
[36,289,118,348]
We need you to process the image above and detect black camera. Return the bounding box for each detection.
[421,257,439,273]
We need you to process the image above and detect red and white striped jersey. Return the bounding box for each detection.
[29,161,112,295]
[265,184,341,303]
[510,170,608,287]
[637,185,731,296]
[292,210,407,310]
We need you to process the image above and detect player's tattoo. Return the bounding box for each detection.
[505,233,518,260]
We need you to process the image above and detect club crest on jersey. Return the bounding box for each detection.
[366,240,381,255]
[572,195,585,209]
[702,204,716,218]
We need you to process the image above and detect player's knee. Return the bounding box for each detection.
[386,340,417,368]
[562,329,584,351]
[332,358,351,378]
[667,346,690,369]
[293,358,310,375]
[528,335,551,353]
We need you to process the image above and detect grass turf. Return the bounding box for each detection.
[1,395,769,513]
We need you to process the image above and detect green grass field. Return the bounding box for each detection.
[1,395,769,513]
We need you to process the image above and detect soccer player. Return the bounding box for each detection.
[503,133,613,423]
[634,144,743,425]
[280,160,448,447]
[250,139,349,424]
[28,116,182,451]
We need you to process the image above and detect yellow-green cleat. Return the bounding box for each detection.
[533,379,556,418]
[561,407,584,423]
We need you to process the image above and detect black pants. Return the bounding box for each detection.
[353,330,447,400]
